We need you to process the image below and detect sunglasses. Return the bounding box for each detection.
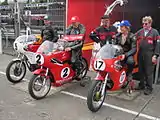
[143,23,149,25]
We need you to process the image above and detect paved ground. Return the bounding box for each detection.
[0,54,160,120]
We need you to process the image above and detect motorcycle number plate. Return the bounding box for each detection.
[35,54,44,65]
[94,59,105,71]
[61,67,70,78]
[119,71,126,84]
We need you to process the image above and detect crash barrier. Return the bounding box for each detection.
[0,0,66,55]
[0,24,10,54]
[0,28,2,54]
[2,31,16,56]
[2,32,12,48]
[47,0,66,32]
[0,24,8,48]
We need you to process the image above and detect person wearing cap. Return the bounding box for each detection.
[65,16,86,35]
[65,16,86,77]
[89,15,117,47]
[136,16,160,95]
[41,15,58,43]
[115,20,137,82]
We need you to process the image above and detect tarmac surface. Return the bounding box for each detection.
[0,54,160,120]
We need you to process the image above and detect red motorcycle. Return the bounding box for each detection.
[87,43,133,112]
[28,35,88,100]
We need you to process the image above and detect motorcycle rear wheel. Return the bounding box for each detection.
[77,57,88,79]
[28,74,51,100]
[6,60,26,83]
[87,80,107,112]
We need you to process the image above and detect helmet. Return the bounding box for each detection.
[119,20,131,27]
[70,16,79,23]
[44,15,51,20]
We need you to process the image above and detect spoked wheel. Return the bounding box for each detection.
[77,57,88,79]
[87,80,107,112]
[6,60,26,83]
[28,75,51,100]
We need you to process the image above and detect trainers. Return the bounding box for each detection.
[144,88,152,95]
[135,83,145,90]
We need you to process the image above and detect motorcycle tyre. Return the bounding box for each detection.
[6,60,26,83]
[28,74,51,100]
[87,80,107,112]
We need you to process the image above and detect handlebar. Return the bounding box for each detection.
[63,34,84,41]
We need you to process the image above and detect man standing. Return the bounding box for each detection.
[89,15,117,47]
[136,16,160,95]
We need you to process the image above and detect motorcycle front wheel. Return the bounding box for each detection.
[6,60,26,83]
[28,74,51,100]
[87,80,107,112]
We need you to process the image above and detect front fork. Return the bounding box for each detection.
[16,54,25,71]
[101,73,109,96]
[95,72,109,96]
[42,68,49,86]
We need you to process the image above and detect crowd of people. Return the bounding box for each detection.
[40,14,160,95]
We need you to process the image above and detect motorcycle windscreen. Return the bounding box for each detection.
[96,44,123,59]
[15,35,37,44]
[36,40,58,54]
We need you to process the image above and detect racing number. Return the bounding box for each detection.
[63,68,68,78]
[61,67,70,78]
[36,54,41,64]
[94,59,105,71]
[95,60,103,69]
[119,71,126,83]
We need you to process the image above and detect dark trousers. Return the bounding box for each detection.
[125,56,135,76]
[71,49,82,70]
[121,56,135,80]
[138,51,154,90]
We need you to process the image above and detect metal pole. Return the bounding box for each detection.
[17,1,20,37]
[5,28,8,48]
[14,0,20,38]
[14,1,17,38]
[0,12,2,54]
[14,1,18,38]
[28,0,31,27]
[29,14,31,28]
[154,57,160,84]
[0,29,2,54]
